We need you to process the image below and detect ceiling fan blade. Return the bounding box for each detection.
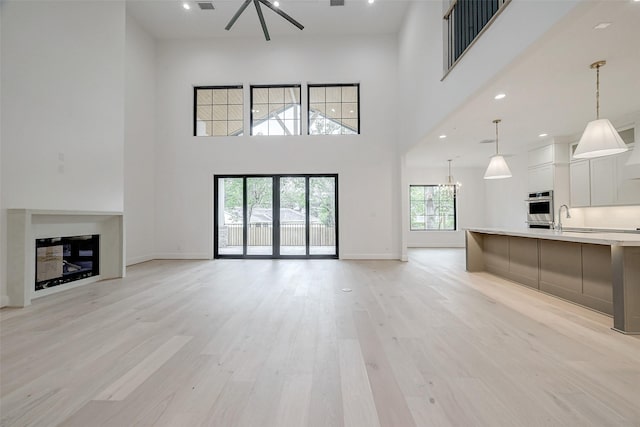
[253,0,271,41]
[258,0,304,30]
[225,0,252,30]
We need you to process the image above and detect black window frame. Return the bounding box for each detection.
[409,184,458,231]
[214,174,339,259]
[250,84,302,136]
[193,85,244,137]
[307,83,360,135]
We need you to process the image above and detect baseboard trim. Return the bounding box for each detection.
[407,244,465,248]
[341,253,401,260]
[154,253,211,260]
[126,254,155,266]
[0,295,9,308]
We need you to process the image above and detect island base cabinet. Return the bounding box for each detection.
[539,240,612,315]
[582,244,613,315]
[540,240,583,301]
[508,237,539,289]
[484,235,509,277]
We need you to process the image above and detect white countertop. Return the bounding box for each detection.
[466,227,640,247]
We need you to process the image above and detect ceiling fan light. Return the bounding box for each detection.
[484,155,512,179]
[573,118,628,159]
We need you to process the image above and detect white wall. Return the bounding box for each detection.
[125,15,156,265]
[1,1,125,211]
[1,0,126,305]
[397,0,579,154]
[406,166,485,247]
[155,35,401,260]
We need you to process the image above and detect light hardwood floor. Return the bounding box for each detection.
[1,249,639,426]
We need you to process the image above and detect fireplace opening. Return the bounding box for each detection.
[35,235,100,291]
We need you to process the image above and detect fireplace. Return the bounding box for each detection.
[7,209,124,307]
[35,235,100,291]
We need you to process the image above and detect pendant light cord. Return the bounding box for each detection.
[495,122,499,154]
[595,63,600,120]
[590,60,606,120]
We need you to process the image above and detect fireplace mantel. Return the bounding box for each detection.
[7,209,125,307]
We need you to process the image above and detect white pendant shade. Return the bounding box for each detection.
[484,154,512,179]
[573,119,628,159]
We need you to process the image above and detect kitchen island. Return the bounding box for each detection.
[465,227,640,334]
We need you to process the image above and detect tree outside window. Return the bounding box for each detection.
[410,185,457,231]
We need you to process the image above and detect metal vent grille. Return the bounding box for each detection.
[198,2,215,10]
[330,0,344,6]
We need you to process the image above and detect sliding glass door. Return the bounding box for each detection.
[214,174,338,259]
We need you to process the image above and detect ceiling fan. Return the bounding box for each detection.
[225,0,304,41]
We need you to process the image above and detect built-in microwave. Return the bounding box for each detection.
[526,190,554,228]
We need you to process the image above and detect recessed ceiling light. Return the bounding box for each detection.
[182,2,191,10]
[494,93,506,100]
[274,1,280,6]
[368,0,374,4]
[594,22,612,30]
[439,134,447,139]
[539,133,548,137]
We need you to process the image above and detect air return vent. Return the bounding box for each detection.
[198,2,215,10]
[330,0,345,6]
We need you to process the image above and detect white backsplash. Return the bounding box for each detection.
[561,206,640,230]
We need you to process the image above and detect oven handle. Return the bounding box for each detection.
[525,197,552,202]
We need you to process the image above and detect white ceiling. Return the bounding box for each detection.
[126,0,411,39]
[407,0,640,168]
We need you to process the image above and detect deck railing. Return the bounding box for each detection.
[222,223,335,247]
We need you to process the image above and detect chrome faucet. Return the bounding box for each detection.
[556,204,571,232]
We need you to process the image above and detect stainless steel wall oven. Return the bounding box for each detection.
[526,191,554,229]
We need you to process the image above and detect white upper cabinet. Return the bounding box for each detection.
[527,145,554,168]
[528,163,554,192]
[616,147,640,205]
[570,160,591,207]
[590,156,617,206]
[527,144,570,205]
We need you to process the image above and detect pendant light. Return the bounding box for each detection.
[445,159,462,188]
[484,119,512,179]
[573,60,628,159]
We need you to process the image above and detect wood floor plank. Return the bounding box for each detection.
[2,250,639,426]
[338,338,381,427]
[352,310,417,427]
[94,335,192,401]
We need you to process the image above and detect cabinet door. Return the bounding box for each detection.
[528,145,554,168]
[570,160,590,207]
[590,157,616,206]
[528,164,553,192]
[615,148,640,205]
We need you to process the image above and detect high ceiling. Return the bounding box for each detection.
[407,0,640,168]
[126,1,640,169]
[126,0,411,39]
